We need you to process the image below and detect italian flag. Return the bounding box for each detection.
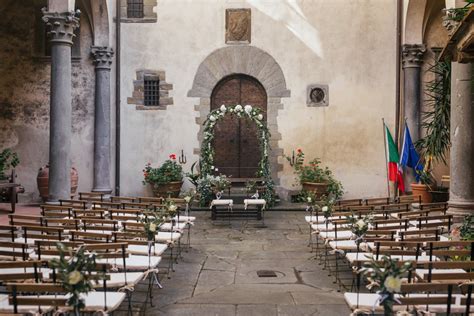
[385,124,405,193]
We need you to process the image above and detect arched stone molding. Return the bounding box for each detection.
[405,0,427,44]
[188,46,290,184]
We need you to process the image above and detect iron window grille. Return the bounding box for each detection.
[127,0,144,18]
[144,78,160,106]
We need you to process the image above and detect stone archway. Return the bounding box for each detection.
[188,46,290,184]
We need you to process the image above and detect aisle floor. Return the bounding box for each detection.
[133,211,349,315]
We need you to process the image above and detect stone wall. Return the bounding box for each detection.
[0,0,96,201]
[119,0,399,199]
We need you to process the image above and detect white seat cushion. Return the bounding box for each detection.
[96,272,144,288]
[97,255,162,271]
[128,243,167,256]
[173,215,196,222]
[305,215,326,224]
[319,230,353,240]
[160,222,188,232]
[415,268,467,280]
[155,231,181,243]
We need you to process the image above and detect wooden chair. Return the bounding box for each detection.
[0,241,30,261]
[40,205,73,218]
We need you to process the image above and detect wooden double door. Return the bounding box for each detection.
[210,74,267,178]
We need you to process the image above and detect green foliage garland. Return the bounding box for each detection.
[199,104,275,206]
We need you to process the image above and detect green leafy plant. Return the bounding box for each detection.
[49,243,104,315]
[143,154,183,186]
[361,256,414,315]
[460,215,474,241]
[0,148,19,180]
[416,60,451,175]
[186,161,201,187]
[287,149,343,199]
[444,2,473,23]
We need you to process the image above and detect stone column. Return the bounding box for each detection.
[402,44,426,142]
[42,9,80,202]
[448,62,474,217]
[91,47,114,194]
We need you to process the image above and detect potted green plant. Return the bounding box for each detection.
[415,59,452,202]
[287,149,343,200]
[0,148,19,181]
[143,154,183,198]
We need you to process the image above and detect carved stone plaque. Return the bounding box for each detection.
[225,9,251,44]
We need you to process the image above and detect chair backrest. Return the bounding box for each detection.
[70,231,112,244]
[79,191,105,201]
[111,196,137,203]
[397,194,422,204]
[44,218,80,231]
[0,225,19,242]
[40,205,73,218]
[121,201,153,209]
[21,225,64,243]
[399,282,473,315]
[73,209,106,219]
[58,199,88,209]
[34,240,84,260]
[0,241,30,261]
[0,260,43,283]
[81,218,119,232]
[9,215,43,227]
[419,202,449,211]
[335,198,363,207]
[91,201,122,209]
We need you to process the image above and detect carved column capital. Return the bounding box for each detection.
[91,46,114,70]
[402,44,426,68]
[42,9,80,46]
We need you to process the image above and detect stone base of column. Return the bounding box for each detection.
[447,199,474,222]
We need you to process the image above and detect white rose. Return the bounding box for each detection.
[257,114,263,121]
[244,105,252,113]
[384,276,402,293]
[149,223,157,232]
[307,197,312,203]
[220,104,226,112]
[184,196,191,203]
[68,271,83,285]
[168,204,178,212]
[235,104,242,111]
[215,168,219,171]
[229,108,234,113]
[209,115,216,122]
[356,219,366,229]
[322,206,328,212]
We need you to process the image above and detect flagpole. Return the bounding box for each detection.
[382,118,391,199]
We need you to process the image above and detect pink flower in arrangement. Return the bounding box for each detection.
[450,227,461,241]
[169,154,177,160]
[297,148,302,154]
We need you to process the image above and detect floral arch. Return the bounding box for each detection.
[199,104,275,205]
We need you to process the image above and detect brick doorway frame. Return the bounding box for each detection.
[188,46,290,185]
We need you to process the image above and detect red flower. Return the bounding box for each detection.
[297,148,302,153]
[169,154,177,160]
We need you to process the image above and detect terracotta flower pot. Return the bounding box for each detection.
[37,164,79,202]
[152,181,183,198]
[411,183,432,203]
[302,182,329,199]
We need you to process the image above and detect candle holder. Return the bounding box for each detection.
[179,150,187,165]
